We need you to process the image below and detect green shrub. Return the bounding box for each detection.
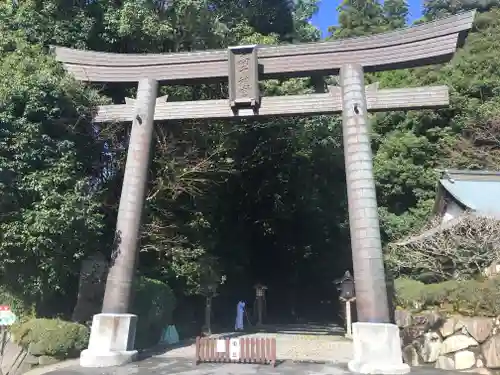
[394,278,425,309]
[131,277,176,349]
[0,286,35,319]
[479,278,500,316]
[422,282,449,306]
[394,277,500,316]
[452,280,484,313]
[10,318,89,359]
[424,280,462,307]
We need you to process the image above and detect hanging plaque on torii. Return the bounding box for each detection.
[51,10,475,372]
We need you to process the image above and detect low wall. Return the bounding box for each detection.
[395,309,500,374]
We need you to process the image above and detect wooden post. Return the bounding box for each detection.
[102,78,159,313]
[340,64,389,324]
[257,297,263,326]
[345,298,356,339]
[205,296,212,335]
[254,284,267,326]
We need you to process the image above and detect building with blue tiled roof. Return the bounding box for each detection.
[392,170,500,278]
[433,170,500,222]
[394,169,500,246]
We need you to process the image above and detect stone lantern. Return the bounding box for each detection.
[335,271,356,338]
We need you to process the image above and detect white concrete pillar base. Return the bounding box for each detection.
[79,313,138,368]
[348,322,410,374]
[80,349,137,367]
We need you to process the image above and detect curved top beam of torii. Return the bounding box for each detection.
[51,11,475,84]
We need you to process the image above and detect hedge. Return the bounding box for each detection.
[10,319,89,359]
[394,277,500,316]
[5,277,176,353]
[131,277,176,348]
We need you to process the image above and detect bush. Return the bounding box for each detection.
[479,278,500,316]
[10,318,89,359]
[394,277,500,316]
[394,278,426,309]
[424,280,461,307]
[131,277,176,348]
[0,286,35,319]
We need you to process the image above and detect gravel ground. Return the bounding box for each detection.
[159,328,353,364]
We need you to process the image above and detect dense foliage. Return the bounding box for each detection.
[0,0,499,326]
[0,31,105,314]
[132,277,176,348]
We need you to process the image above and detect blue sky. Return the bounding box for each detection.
[311,0,424,37]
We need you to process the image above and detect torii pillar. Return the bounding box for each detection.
[80,78,158,367]
[340,64,408,374]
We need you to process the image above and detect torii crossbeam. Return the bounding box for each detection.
[51,10,476,372]
[94,85,449,122]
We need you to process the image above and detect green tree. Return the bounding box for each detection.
[422,0,497,20]
[376,9,500,272]
[0,32,105,312]
[5,0,499,324]
[383,0,408,30]
[329,0,385,38]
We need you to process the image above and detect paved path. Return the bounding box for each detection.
[161,324,352,363]
[39,358,351,375]
[40,357,478,375]
[33,325,476,375]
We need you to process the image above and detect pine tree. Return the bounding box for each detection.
[328,0,385,39]
[383,0,408,30]
[423,0,497,20]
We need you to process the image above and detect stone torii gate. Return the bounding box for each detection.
[52,10,474,372]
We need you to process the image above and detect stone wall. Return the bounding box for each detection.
[396,309,500,374]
